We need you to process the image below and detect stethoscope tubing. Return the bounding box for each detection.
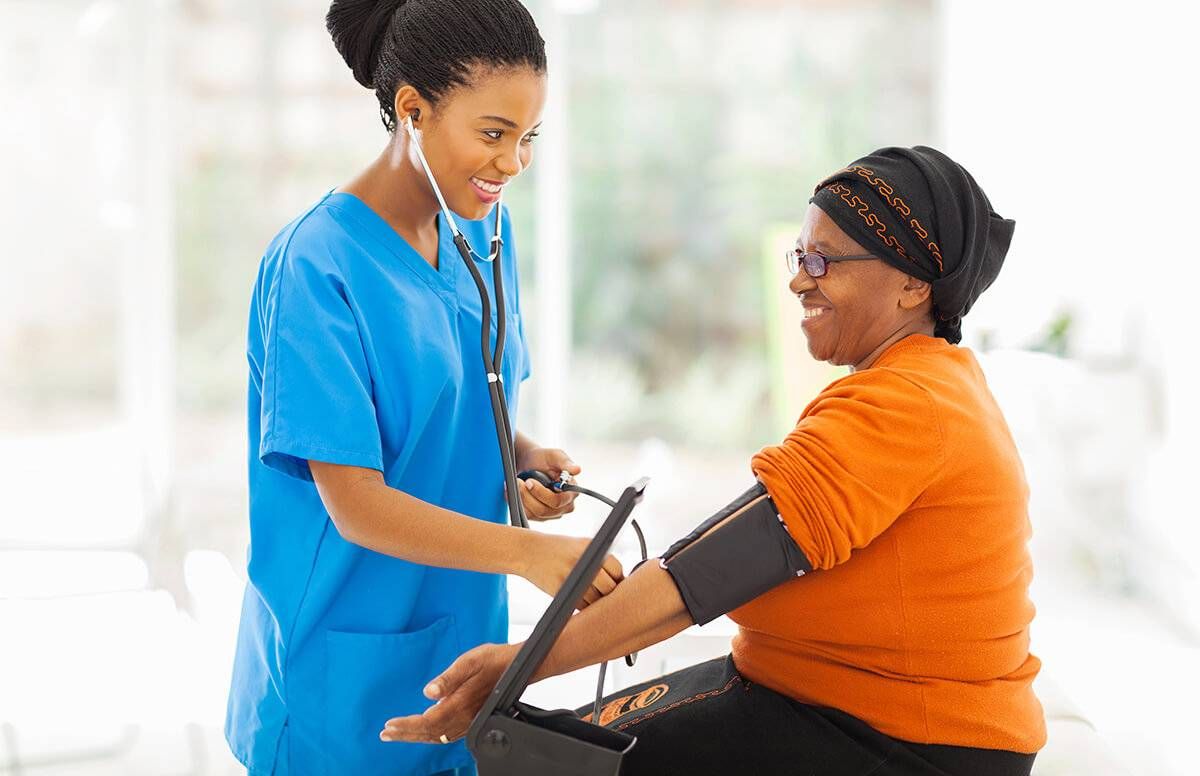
[453,230,529,529]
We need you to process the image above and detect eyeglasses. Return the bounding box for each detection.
[785,248,877,278]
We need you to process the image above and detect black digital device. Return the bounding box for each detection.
[466,478,649,776]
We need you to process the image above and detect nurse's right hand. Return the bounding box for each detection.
[524,533,624,609]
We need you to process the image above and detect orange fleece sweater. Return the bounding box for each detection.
[733,334,1045,753]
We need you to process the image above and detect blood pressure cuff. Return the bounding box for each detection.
[659,482,813,626]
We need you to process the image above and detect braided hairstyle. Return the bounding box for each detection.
[326,0,547,133]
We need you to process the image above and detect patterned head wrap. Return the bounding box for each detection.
[810,146,1014,344]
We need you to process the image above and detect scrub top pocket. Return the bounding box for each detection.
[322,616,470,774]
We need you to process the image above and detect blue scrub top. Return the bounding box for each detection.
[225,191,530,776]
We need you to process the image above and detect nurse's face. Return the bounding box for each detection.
[407,66,547,221]
[788,204,930,370]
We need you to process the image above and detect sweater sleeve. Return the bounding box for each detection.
[751,368,944,570]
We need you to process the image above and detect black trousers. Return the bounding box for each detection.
[574,656,1036,776]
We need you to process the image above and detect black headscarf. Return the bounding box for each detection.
[810,145,1014,344]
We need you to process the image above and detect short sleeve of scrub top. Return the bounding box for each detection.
[257,242,384,479]
[226,191,530,776]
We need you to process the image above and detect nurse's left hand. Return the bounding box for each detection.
[517,447,582,521]
[380,642,521,744]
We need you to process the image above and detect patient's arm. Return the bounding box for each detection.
[536,481,808,678]
[534,559,692,680]
[379,558,692,744]
[380,482,807,743]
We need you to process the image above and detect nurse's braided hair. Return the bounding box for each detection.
[326,0,547,133]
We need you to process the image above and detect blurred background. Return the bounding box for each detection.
[2,0,1198,773]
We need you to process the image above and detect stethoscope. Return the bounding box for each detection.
[404,112,528,529]
[404,113,646,720]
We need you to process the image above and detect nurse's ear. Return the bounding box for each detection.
[393,84,428,130]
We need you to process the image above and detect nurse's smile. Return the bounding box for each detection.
[469,176,505,204]
[411,78,546,223]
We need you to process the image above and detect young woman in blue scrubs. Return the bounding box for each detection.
[224,1,624,773]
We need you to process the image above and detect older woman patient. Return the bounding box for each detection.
[383,146,1045,776]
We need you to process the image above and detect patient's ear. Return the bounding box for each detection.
[898,274,932,312]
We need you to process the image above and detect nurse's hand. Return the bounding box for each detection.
[380,642,520,744]
[516,447,581,521]
[526,534,624,610]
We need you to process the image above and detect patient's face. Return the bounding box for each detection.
[788,204,916,368]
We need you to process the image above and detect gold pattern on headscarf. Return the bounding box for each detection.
[844,165,945,273]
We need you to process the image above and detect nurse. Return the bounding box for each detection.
[224,1,623,774]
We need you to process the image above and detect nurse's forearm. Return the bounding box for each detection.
[532,561,693,682]
[310,461,534,577]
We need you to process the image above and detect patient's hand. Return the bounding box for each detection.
[380,642,521,744]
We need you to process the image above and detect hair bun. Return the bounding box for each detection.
[326,0,407,89]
